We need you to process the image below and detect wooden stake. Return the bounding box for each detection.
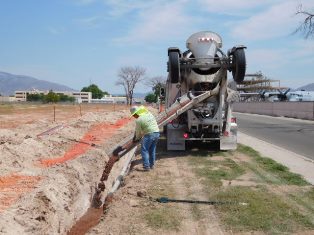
[53,105,56,122]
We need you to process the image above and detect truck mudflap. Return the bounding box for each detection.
[167,124,186,150]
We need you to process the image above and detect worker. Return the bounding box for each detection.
[130,105,160,171]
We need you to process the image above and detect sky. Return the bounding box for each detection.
[0,0,314,94]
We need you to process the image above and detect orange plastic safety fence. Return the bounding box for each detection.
[39,117,131,167]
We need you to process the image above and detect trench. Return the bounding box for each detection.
[52,117,134,234]
[67,145,137,235]
[67,208,103,235]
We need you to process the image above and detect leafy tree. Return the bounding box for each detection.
[145,93,157,103]
[152,83,166,100]
[59,94,75,102]
[116,66,146,105]
[44,90,60,103]
[27,93,45,101]
[81,84,108,99]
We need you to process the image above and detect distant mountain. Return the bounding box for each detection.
[296,83,314,91]
[0,71,76,96]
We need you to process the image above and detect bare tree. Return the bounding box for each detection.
[295,4,314,39]
[116,66,146,105]
[145,76,167,102]
[145,76,167,88]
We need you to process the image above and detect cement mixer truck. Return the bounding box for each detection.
[165,31,246,150]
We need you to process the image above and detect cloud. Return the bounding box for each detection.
[230,1,314,41]
[114,1,194,43]
[247,48,286,70]
[286,40,314,68]
[103,0,168,17]
[197,0,276,15]
[245,40,314,88]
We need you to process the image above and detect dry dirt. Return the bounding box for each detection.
[0,104,135,234]
[87,146,226,235]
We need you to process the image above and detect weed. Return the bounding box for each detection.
[237,144,309,186]
[256,157,308,185]
[214,186,314,233]
[288,187,314,221]
[237,144,260,157]
[305,187,314,201]
[189,156,245,187]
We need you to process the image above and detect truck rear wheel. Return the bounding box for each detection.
[169,51,180,83]
[232,49,246,83]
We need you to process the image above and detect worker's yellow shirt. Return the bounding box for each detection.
[135,112,159,140]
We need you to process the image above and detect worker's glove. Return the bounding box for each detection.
[112,146,124,156]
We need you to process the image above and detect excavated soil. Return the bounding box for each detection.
[0,104,135,234]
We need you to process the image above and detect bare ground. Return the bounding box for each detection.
[87,144,226,235]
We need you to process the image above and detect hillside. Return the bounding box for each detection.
[0,71,76,96]
[296,83,314,91]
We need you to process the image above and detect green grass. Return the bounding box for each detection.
[288,187,314,223]
[185,146,313,233]
[189,156,245,187]
[214,186,314,233]
[237,144,309,186]
[236,144,260,157]
[305,187,314,201]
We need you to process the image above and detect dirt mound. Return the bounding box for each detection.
[0,108,135,234]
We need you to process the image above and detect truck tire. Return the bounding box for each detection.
[169,51,180,83]
[232,49,246,83]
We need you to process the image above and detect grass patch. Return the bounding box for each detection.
[183,145,313,233]
[237,144,260,157]
[189,156,245,187]
[305,187,314,201]
[256,157,308,185]
[214,186,314,233]
[237,144,309,186]
[144,206,181,231]
[288,187,314,218]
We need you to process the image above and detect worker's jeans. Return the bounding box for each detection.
[141,132,160,169]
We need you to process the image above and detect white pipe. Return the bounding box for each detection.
[109,146,137,194]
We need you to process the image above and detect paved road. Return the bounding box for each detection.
[235,113,314,160]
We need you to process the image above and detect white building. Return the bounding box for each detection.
[0,96,16,102]
[90,95,145,104]
[14,90,92,103]
[90,95,127,104]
